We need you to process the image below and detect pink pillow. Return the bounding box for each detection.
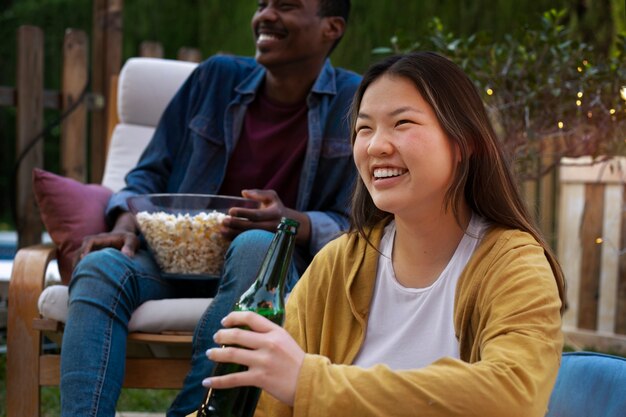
[32,168,113,284]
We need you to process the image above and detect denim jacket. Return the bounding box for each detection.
[107,55,362,266]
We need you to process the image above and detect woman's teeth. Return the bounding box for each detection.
[373,168,407,179]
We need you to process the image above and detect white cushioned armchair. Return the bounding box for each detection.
[7,57,212,417]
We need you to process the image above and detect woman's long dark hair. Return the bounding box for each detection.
[348,52,565,308]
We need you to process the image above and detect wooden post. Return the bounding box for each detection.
[616,186,626,335]
[578,184,604,330]
[61,29,89,182]
[16,26,44,249]
[177,47,202,63]
[140,41,164,58]
[91,0,123,183]
[540,137,557,247]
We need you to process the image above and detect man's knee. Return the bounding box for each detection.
[69,248,133,295]
[225,229,274,260]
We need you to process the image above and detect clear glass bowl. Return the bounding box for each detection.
[127,193,260,279]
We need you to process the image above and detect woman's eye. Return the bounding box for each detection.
[395,119,414,127]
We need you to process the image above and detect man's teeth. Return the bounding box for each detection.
[373,168,407,179]
[258,33,280,42]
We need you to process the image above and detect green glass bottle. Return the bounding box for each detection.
[197,217,300,417]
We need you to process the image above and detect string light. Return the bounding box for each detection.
[582,59,589,66]
[596,237,604,244]
[576,100,582,106]
[577,92,583,98]
[558,121,564,129]
[486,88,494,96]
[587,111,593,118]
[621,86,626,101]
[610,109,616,115]
[577,66,583,73]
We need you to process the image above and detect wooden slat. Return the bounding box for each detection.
[564,328,626,356]
[39,355,190,389]
[540,138,557,247]
[560,156,626,184]
[16,25,44,249]
[0,86,62,108]
[578,184,605,330]
[597,185,622,332]
[139,40,164,58]
[91,0,106,183]
[91,0,123,183]
[32,317,63,332]
[616,184,626,334]
[100,0,123,182]
[177,47,202,63]
[128,332,193,345]
[557,182,585,328]
[61,29,89,182]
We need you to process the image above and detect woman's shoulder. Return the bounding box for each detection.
[479,226,542,255]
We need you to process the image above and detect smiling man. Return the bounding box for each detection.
[58,1,360,417]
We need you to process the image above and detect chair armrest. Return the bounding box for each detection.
[7,243,57,413]
[8,243,57,341]
[8,243,57,312]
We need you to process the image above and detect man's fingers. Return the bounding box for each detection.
[241,189,276,204]
[121,234,138,257]
[224,212,258,228]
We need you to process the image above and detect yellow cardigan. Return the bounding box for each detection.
[256,223,564,417]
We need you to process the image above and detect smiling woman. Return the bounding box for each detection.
[353,74,459,236]
[196,52,565,417]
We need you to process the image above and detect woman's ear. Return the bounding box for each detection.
[323,16,346,44]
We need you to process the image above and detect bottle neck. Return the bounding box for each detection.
[236,218,299,314]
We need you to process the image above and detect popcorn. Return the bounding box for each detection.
[135,210,229,275]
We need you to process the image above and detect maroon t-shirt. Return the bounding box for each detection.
[218,92,308,209]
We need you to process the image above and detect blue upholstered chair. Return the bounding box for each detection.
[546,351,626,417]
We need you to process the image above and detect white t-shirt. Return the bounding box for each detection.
[353,215,488,370]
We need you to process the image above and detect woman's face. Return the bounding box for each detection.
[353,74,458,219]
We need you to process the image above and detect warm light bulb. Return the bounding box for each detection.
[595,237,603,244]
[577,92,583,98]
[587,111,593,118]
[486,88,494,96]
[577,67,583,73]
[621,86,626,101]
[610,109,616,115]
[582,60,589,66]
[558,121,564,129]
[576,100,582,106]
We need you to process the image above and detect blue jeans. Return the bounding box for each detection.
[60,229,299,417]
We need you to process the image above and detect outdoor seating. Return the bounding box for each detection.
[546,351,626,417]
[6,57,206,417]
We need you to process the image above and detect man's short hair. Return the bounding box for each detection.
[318,0,350,23]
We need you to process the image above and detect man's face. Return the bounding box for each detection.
[251,0,330,70]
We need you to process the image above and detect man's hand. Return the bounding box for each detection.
[76,212,140,262]
[221,189,311,246]
[203,311,305,406]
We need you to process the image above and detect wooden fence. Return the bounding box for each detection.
[0,26,92,250]
[558,156,626,354]
[0,23,201,250]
